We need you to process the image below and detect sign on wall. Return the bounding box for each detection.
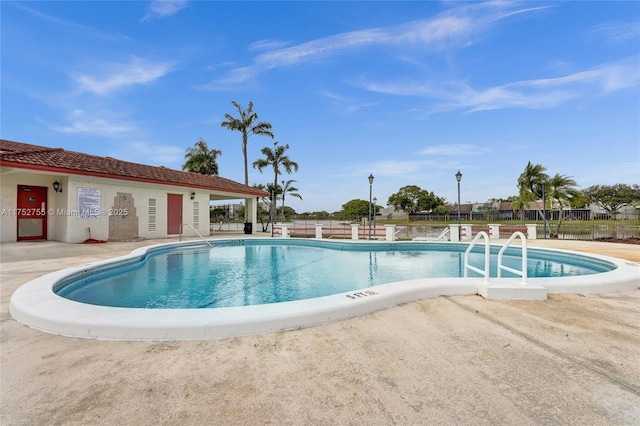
[77,188,101,219]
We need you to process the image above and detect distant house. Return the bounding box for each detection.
[0,139,268,243]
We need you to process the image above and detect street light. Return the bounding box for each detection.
[270,189,275,237]
[541,179,547,239]
[368,173,374,240]
[373,197,377,233]
[455,170,462,225]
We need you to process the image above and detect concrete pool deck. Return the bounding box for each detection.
[1,237,639,424]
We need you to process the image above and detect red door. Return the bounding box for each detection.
[167,194,183,234]
[17,185,48,241]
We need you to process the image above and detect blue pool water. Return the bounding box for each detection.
[55,240,615,309]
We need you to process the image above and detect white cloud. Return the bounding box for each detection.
[589,21,640,44]
[248,39,291,52]
[203,1,549,90]
[319,89,378,114]
[50,116,135,135]
[72,57,174,95]
[12,3,130,41]
[356,57,640,113]
[142,0,188,22]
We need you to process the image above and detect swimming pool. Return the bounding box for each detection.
[54,239,614,309]
[9,238,640,341]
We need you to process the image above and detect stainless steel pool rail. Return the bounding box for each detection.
[497,231,528,284]
[179,223,213,248]
[463,231,490,283]
[464,231,529,285]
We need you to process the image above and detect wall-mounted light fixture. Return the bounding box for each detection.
[190,191,196,200]
[52,181,63,193]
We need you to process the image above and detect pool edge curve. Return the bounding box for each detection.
[9,238,640,341]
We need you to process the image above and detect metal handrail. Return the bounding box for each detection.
[497,231,528,284]
[463,231,490,283]
[179,223,213,248]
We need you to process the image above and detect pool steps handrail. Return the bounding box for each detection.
[497,231,528,284]
[463,231,491,283]
[179,223,213,248]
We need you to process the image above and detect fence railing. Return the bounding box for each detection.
[540,221,639,240]
[211,219,639,241]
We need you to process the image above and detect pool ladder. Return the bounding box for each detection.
[179,223,213,248]
[463,231,528,284]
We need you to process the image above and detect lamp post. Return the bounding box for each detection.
[541,180,547,239]
[372,197,377,234]
[455,170,462,225]
[368,173,374,240]
[270,189,275,237]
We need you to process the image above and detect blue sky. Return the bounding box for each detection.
[2,1,639,213]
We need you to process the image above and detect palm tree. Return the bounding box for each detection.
[253,183,281,231]
[511,195,528,221]
[517,161,550,218]
[182,137,222,175]
[220,101,274,186]
[547,173,578,236]
[253,142,299,189]
[280,179,302,220]
[253,142,299,221]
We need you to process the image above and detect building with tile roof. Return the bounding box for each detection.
[0,139,268,243]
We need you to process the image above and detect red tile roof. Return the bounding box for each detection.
[0,139,268,197]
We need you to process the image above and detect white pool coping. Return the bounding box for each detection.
[9,239,640,341]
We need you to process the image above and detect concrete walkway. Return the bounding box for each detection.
[1,237,639,425]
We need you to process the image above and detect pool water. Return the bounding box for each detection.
[55,241,615,309]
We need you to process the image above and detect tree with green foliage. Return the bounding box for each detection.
[582,184,640,214]
[387,185,445,215]
[253,142,299,189]
[182,137,221,175]
[276,206,296,219]
[210,206,228,221]
[517,162,549,215]
[252,183,281,231]
[517,162,551,233]
[253,142,298,228]
[568,192,589,209]
[280,179,302,220]
[220,101,274,186]
[510,195,529,221]
[340,199,370,220]
[432,204,452,216]
[299,211,331,219]
[547,173,578,236]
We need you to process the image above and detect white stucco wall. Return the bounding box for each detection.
[0,170,242,243]
[0,172,68,242]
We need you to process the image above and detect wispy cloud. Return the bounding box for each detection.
[48,109,135,135]
[142,0,188,22]
[11,3,129,41]
[72,56,174,95]
[357,56,640,113]
[248,39,291,52]
[47,110,183,166]
[319,89,378,114]
[589,21,640,44]
[202,1,550,90]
